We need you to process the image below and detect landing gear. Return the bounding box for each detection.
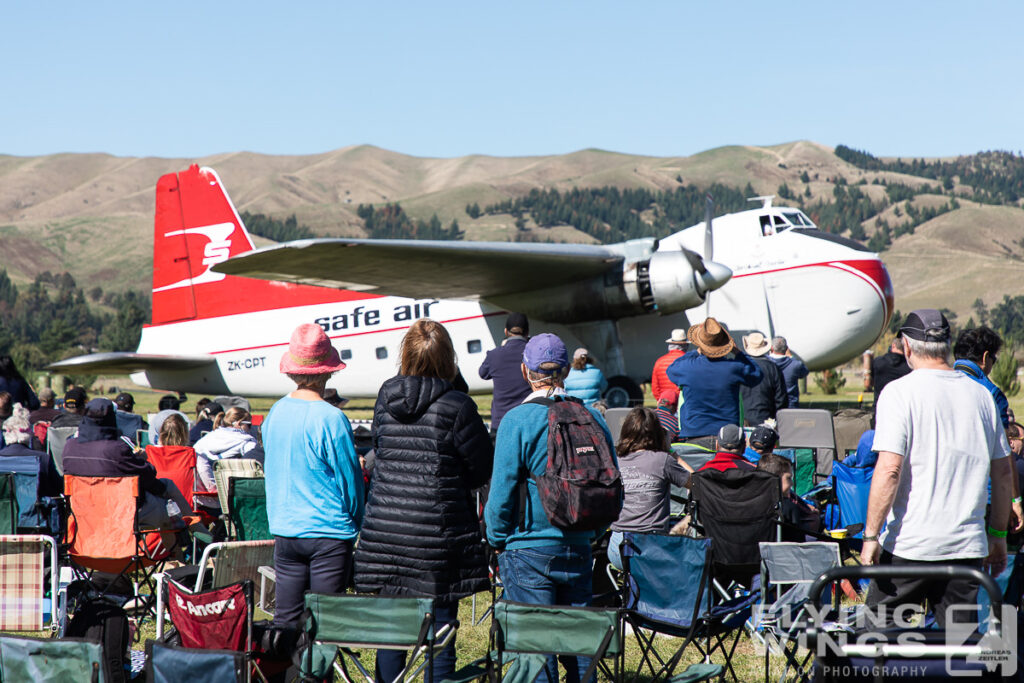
[603,376,644,408]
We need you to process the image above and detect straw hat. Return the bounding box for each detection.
[279,323,346,374]
[687,318,735,358]
[742,332,771,357]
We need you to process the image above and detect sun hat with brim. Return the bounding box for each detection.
[742,332,771,357]
[688,318,735,358]
[665,329,688,345]
[280,323,347,375]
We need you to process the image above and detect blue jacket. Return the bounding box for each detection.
[485,394,615,550]
[768,355,809,407]
[478,336,531,431]
[565,364,607,406]
[954,359,1011,428]
[262,397,364,540]
[667,352,762,438]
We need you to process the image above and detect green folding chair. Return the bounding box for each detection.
[0,474,17,535]
[303,593,458,683]
[227,477,270,541]
[447,600,622,683]
[0,635,105,682]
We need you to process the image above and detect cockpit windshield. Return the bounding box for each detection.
[782,211,816,228]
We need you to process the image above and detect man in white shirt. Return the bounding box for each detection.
[863,309,1011,626]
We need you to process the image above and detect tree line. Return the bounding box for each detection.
[356,204,462,240]
[0,270,150,374]
[835,144,1024,205]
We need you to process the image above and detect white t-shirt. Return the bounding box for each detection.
[872,368,1009,561]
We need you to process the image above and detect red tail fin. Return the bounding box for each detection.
[151,165,370,325]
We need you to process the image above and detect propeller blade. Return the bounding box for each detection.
[704,193,714,316]
[703,193,714,263]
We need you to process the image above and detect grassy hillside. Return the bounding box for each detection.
[2,142,1024,322]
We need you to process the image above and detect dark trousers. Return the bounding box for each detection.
[375,599,458,683]
[865,551,983,627]
[273,536,354,626]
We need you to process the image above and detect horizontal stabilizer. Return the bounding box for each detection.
[213,238,624,299]
[48,352,217,374]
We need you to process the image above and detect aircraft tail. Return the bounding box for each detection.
[151,165,358,325]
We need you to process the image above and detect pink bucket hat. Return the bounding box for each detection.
[279,323,346,374]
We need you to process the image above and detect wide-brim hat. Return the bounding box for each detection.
[665,328,688,345]
[688,317,736,358]
[280,323,347,375]
[742,332,770,357]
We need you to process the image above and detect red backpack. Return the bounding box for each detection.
[524,396,622,531]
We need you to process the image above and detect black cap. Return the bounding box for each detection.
[113,392,134,410]
[506,312,528,335]
[64,387,88,410]
[899,309,950,343]
[205,402,225,416]
[717,423,745,451]
[749,425,779,452]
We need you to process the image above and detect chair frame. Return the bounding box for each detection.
[0,534,60,633]
[303,592,457,683]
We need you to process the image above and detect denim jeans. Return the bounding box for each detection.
[498,544,594,683]
[273,536,354,626]
[375,599,458,683]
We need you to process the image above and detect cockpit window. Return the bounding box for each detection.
[783,211,815,228]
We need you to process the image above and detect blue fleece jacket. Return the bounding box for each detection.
[484,395,615,550]
[953,359,1011,429]
[262,397,364,539]
[565,364,608,406]
[667,352,762,438]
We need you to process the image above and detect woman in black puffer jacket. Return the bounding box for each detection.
[354,318,492,683]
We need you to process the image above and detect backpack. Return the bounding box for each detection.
[523,396,622,531]
[66,600,130,683]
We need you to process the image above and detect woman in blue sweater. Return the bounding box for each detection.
[262,324,364,627]
[564,348,607,406]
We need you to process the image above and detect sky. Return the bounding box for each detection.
[3,2,1023,160]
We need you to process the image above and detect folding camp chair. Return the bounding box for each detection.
[806,565,1011,681]
[0,535,59,632]
[149,579,268,682]
[0,634,105,681]
[618,532,745,683]
[776,409,837,485]
[0,473,17,534]
[302,592,458,683]
[603,408,632,444]
[688,468,781,592]
[156,540,275,638]
[146,640,247,683]
[46,425,78,476]
[0,454,60,534]
[449,600,622,683]
[226,477,271,541]
[64,474,172,617]
[146,444,200,514]
[213,459,264,536]
[829,459,876,541]
[755,541,842,683]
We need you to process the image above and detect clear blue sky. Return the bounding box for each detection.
[3,2,1022,160]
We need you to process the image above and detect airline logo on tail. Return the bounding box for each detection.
[153,222,235,292]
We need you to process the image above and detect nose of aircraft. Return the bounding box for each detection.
[699,261,733,296]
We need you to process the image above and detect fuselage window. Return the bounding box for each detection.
[467,339,482,354]
[340,349,352,360]
[759,215,774,236]
[375,347,388,360]
[783,211,813,227]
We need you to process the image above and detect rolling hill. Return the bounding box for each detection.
[1,141,1023,322]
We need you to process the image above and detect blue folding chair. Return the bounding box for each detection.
[830,460,878,540]
[620,532,756,682]
[0,454,59,533]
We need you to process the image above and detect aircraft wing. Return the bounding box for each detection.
[48,352,217,374]
[213,238,625,299]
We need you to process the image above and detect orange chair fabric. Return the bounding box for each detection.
[65,475,146,573]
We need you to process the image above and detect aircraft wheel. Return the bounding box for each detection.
[603,376,644,409]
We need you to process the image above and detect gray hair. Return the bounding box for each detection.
[526,366,567,387]
[905,336,950,362]
[771,336,788,354]
[2,403,31,446]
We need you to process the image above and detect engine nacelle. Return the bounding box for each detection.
[624,250,707,315]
